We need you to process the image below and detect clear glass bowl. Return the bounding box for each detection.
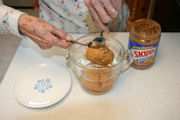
[68,34,132,95]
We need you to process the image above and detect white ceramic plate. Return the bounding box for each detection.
[14,63,72,108]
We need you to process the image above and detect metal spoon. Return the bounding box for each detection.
[90,23,108,48]
[70,30,106,48]
[90,30,105,48]
[70,40,92,47]
[70,33,105,48]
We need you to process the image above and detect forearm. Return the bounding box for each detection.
[0,4,25,37]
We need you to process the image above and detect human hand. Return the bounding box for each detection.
[18,14,72,50]
[84,0,122,33]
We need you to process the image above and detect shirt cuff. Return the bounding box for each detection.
[8,9,26,37]
[0,5,26,37]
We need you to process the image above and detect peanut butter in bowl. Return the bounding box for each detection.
[77,44,117,94]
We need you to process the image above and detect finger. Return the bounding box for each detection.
[85,0,109,32]
[20,29,52,49]
[51,27,72,41]
[49,33,71,49]
[34,40,52,50]
[88,6,110,33]
[110,0,122,11]
[91,0,112,23]
[101,0,119,19]
[55,40,71,49]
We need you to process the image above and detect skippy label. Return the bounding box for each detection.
[128,39,159,67]
[132,48,156,60]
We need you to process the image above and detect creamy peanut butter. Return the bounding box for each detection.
[86,46,114,66]
[77,45,116,94]
[79,67,117,94]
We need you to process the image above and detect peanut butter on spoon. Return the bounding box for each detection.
[86,46,114,66]
[86,30,114,66]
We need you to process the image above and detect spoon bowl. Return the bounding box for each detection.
[70,31,105,48]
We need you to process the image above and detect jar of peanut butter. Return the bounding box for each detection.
[128,19,161,69]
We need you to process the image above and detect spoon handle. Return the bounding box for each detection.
[70,40,87,46]
[100,30,104,36]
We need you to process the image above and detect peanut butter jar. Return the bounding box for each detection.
[128,19,161,69]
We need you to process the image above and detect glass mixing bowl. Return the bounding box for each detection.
[68,34,133,95]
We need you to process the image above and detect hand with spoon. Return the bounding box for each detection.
[18,14,72,50]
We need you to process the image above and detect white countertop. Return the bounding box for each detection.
[0,33,180,120]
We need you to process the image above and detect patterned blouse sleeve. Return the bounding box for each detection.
[0,4,25,37]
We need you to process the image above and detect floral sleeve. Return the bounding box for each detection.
[0,4,25,37]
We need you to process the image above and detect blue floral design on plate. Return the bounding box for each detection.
[33,78,52,93]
